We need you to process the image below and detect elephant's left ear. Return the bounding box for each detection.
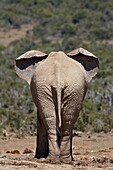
[15,50,48,84]
[67,48,99,82]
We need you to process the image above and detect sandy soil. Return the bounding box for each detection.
[0,132,113,170]
[0,24,33,46]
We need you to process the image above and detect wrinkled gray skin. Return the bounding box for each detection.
[15,48,99,163]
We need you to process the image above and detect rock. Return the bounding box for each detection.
[73,130,82,137]
[23,148,34,154]
[6,150,20,154]
[2,129,8,137]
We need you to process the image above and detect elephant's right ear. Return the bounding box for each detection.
[67,48,99,82]
[15,50,48,85]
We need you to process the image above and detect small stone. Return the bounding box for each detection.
[23,148,34,154]
[11,150,20,154]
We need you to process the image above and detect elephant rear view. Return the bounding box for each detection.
[15,48,99,163]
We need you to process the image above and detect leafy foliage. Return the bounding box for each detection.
[0,0,113,134]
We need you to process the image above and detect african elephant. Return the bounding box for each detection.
[15,48,99,163]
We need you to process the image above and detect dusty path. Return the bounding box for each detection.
[0,24,33,46]
[0,132,113,170]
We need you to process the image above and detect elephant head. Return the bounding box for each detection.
[15,48,99,84]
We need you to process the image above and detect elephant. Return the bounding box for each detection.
[15,48,99,163]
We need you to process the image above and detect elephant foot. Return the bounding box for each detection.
[60,155,73,164]
[35,149,48,159]
[46,155,61,164]
[34,157,46,163]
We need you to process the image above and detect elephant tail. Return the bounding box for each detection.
[56,87,62,128]
[52,61,62,128]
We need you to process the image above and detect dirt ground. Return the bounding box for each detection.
[0,132,113,170]
[0,24,33,46]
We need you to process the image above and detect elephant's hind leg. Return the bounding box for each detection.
[60,122,73,163]
[35,113,49,159]
[60,88,81,163]
[35,86,60,163]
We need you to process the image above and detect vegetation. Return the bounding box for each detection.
[0,0,113,134]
